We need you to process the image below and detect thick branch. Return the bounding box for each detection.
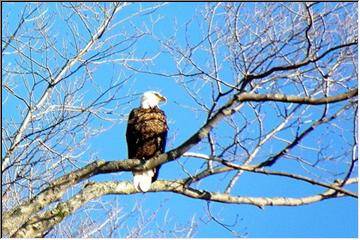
[12,181,135,238]
[236,88,358,105]
[1,160,107,236]
[12,177,357,237]
[168,178,357,207]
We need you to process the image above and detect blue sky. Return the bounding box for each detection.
[2,2,358,237]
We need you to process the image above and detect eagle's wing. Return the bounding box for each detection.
[126,109,138,159]
[126,107,168,192]
[153,113,167,182]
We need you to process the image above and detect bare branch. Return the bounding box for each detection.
[12,177,357,237]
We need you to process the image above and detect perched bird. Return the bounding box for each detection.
[126,91,168,192]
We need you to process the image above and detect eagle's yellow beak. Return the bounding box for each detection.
[156,94,167,103]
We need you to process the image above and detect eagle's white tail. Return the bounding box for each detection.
[133,170,154,192]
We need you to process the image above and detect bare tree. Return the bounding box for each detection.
[2,2,357,237]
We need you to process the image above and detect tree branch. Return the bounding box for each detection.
[181,153,357,198]
[4,85,356,236]
[236,88,357,105]
[1,3,120,172]
[12,177,357,237]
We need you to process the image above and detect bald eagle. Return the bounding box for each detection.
[126,91,168,192]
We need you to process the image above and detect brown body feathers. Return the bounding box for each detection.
[126,107,168,182]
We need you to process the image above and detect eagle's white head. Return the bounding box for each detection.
[140,91,167,109]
